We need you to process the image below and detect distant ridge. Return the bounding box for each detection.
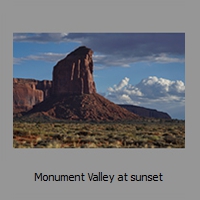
[118,104,171,119]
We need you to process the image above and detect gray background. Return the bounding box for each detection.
[1,0,199,199]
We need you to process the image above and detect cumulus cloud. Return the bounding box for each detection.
[14,33,185,66]
[106,76,185,119]
[110,77,130,91]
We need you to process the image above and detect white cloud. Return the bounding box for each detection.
[13,52,67,65]
[93,53,184,68]
[135,76,185,98]
[153,53,185,63]
[106,76,185,119]
[115,77,129,91]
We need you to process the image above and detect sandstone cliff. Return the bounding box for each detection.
[13,78,52,114]
[52,46,96,95]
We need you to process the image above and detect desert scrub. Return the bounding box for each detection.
[105,125,116,131]
[13,119,185,148]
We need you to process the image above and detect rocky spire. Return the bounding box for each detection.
[52,46,96,95]
[14,46,140,121]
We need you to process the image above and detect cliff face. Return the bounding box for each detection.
[13,78,52,113]
[52,46,96,96]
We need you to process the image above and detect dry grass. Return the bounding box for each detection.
[13,119,185,148]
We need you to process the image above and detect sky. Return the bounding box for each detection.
[13,33,185,120]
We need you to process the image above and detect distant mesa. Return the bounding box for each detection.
[13,46,139,121]
[118,105,171,119]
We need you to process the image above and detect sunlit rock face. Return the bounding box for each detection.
[13,78,52,113]
[52,46,96,96]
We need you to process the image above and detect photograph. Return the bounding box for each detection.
[13,33,185,148]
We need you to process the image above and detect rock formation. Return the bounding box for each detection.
[26,93,139,121]
[13,77,172,119]
[13,46,173,121]
[52,46,96,95]
[16,46,138,121]
[13,78,52,114]
[118,104,171,119]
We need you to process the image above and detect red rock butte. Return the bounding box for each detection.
[52,46,96,95]
[14,46,140,121]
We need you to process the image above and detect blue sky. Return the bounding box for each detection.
[13,33,185,119]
